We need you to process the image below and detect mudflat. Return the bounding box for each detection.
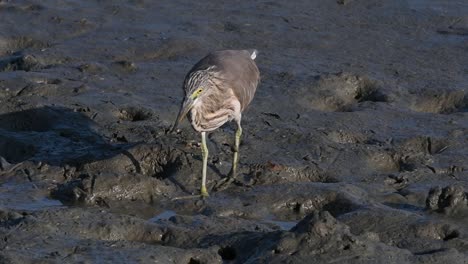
[0,0,467,263]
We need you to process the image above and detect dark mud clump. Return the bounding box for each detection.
[426,185,468,216]
[118,106,153,122]
[410,88,466,114]
[297,72,387,112]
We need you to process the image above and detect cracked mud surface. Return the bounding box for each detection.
[0,0,467,263]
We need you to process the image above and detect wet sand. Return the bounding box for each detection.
[0,0,467,263]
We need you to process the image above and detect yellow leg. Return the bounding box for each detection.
[231,125,242,178]
[213,123,242,192]
[200,132,209,197]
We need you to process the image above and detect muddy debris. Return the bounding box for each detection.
[426,185,468,215]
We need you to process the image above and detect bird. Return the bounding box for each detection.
[171,49,260,197]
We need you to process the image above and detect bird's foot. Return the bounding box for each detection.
[170,186,209,201]
[213,176,240,192]
[172,194,208,201]
[200,186,210,197]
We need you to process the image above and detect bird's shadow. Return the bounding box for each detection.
[0,106,135,168]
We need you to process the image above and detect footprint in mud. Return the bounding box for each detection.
[77,62,107,74]
[113,60,138,73]
[413,220,461,242]
[367,150,401,173]
[0,39,45,71]
[51,143,189,204]
[205,183,362,222]
[426,185,468,215]
[280,190,361,220]
[118,106,153,122]
[247,161,337,186]
[324,129,368,144]
[388,136,454,173]
[297,72,387,112]
[0,54,41,72]
[367,135,453,176]
[409,88,467,114]
[401,136,455,158]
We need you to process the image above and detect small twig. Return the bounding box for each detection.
[0,162,24,176]
[436,145,450,154]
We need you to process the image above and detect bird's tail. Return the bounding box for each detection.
[249,49,258,60]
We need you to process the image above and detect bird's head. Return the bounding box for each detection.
[171,73,209,132]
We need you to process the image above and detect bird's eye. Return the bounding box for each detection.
[192,88,203,98]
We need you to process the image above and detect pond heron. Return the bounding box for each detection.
[172,49,260,197]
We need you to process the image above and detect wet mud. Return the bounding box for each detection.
[0,0,467,263]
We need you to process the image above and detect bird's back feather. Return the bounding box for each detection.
[186,49,260,111]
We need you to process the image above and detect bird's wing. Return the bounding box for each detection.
[210,50,260,110]
[185,50,260,109]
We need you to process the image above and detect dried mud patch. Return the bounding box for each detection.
[158,211,395,263]
[436,16,468,36]
[409,88,467,114]
[118,106,153,122]
[367,135,455,175]
[366,150,402,173]
[298,73,387,112]
[324,129,369,144]
[51,144,188,204]
[0,54,42,72]
[0,207,222,263]
[390,135,458,174]
[121,143,187,179]
[50,171,168,205]
[205,183,367,222]
[0,36,49,56]
[113,60,138,73]
[156,214,278,248]
[225,211,412,263]
[142,37,203,61]
[17,80,83,98]
[271,189,363,220]
[77,62,107,74]
[338,206,468,255]
[0,3,45,14]
[27,208,166,243]
[247,161,338,185]
[412,220,462,242]
[166,183,367,230]
[426,185,468,216]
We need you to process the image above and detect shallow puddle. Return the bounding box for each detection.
[148,210,177,222]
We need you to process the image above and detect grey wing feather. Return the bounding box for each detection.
[185,49,260,109]
[208,50,260,110]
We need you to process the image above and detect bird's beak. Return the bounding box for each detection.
[171,98,194,132]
